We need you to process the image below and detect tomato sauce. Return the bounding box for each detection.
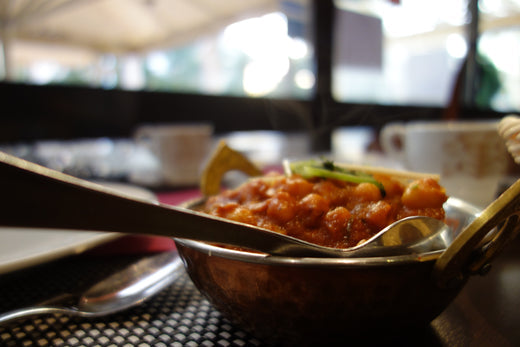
[202,172,448,249]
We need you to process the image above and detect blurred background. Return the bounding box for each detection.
[0,0,518,186]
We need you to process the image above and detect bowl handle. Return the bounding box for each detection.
[433,179,520,289]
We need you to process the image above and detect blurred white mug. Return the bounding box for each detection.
[135,123,213,186]
[380,120,511,207]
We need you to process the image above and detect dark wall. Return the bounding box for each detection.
[0,82,313,142]
[0,81,503,145]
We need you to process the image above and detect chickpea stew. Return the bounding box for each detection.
[202,166,448,249]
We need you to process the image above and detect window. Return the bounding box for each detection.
[2,0,517,112]
[143,11,314,99]
[332,0,520,112]
[2,0,315,100]
[478,0,520,111]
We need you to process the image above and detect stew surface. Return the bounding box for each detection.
[203,172,448,249]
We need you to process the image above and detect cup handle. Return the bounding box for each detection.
[380,123,406,162]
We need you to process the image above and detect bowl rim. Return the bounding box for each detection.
[174,238,444,267]
[176,197,481,268]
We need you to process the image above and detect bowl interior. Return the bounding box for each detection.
[177,196,480,266]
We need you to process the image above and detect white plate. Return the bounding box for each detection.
[0,182,157,275]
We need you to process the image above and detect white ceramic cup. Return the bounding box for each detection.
[135,123,213,186]
[380,120,510,207]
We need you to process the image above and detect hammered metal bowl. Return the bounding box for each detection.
[175,197,479,345]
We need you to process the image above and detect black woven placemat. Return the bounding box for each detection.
[0,254,266,347]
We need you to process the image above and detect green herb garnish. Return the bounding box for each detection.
[287,159,386,197]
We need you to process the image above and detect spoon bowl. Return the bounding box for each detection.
[0,251,183,324]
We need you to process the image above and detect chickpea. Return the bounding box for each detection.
[353,182,382,202]
[313,180,348,205]
[227,206,256,224]
[236,178,270,202]
[298,193,330,228]
[402,178,448,209]
[324,207,351,240]
[373,174,404,198]
[364,201,392,229]
[266,191,297,223]
[208,202,239,218]
[282,176,314,199]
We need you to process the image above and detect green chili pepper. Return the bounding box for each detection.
[288,159,386,197]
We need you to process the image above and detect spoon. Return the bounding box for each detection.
[0,251,183,324]
[0,151,450,258]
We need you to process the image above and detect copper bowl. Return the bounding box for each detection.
[174,197,480,345]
